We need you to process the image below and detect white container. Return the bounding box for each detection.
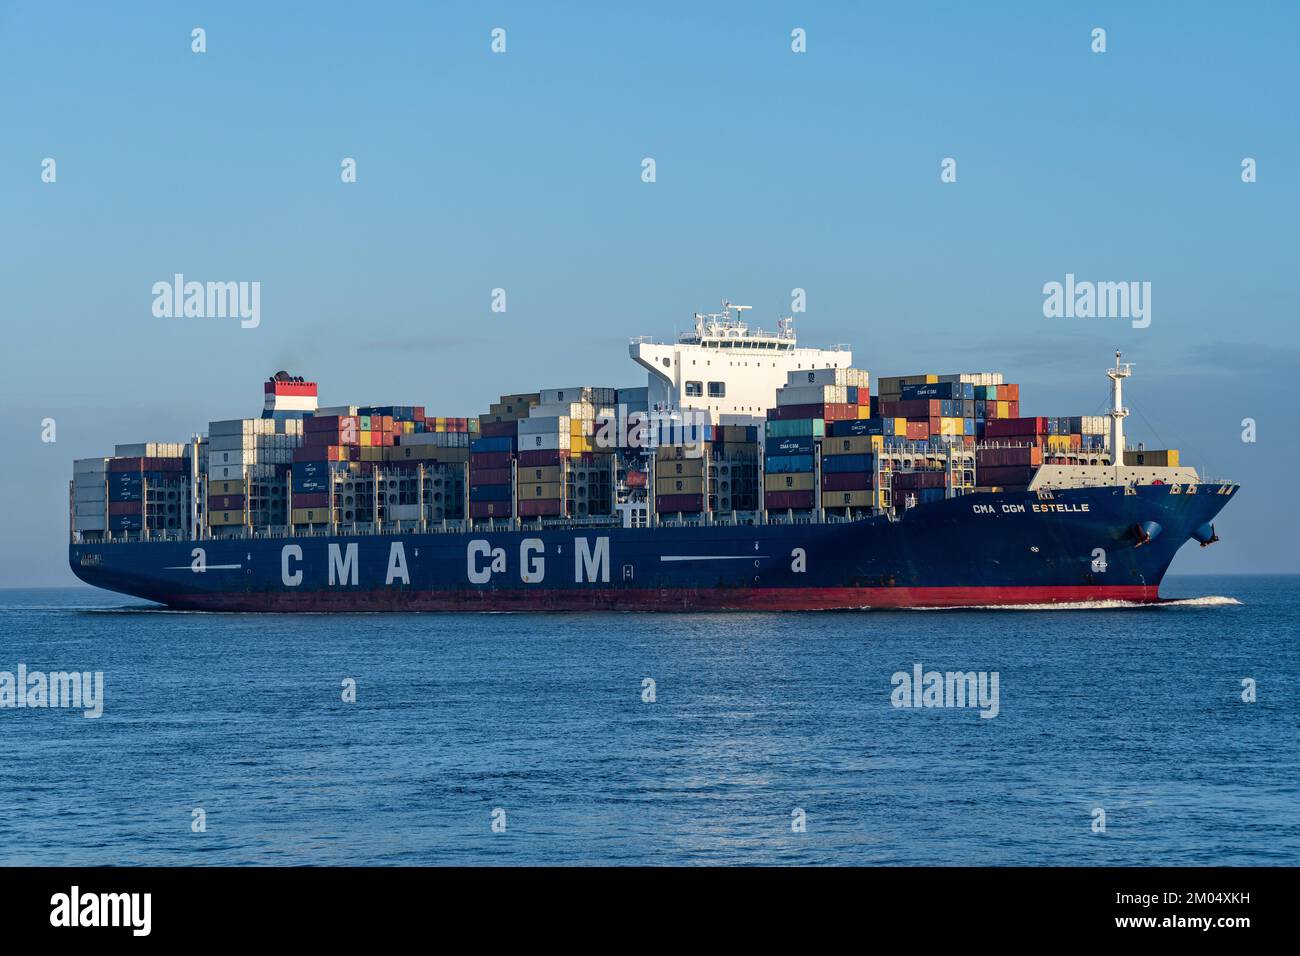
[73,514,106,531]
[785,367,869,389]
[73,457,110,476]
[387,504,421,522]
[777,384,847,406]
[519,415,570,435]
[519,431,571,451]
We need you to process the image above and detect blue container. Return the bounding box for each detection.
[469,483,511,501]
[109,513,143,531]
[471,436,516,454]
[765,454,814,474]
[823,453,873,473]
[765,435,814,456]
[964,418,975,436]
[108,473,142,502]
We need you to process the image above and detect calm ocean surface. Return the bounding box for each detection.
[0,576,1296,866]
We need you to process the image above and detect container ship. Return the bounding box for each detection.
[68,302,1238,611]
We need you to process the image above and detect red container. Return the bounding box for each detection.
[985,417,1048,438]
[469,501,512,518]
[306,415,359,433]
[1006,383,1020,402]
[109,457,143,472]
[469,451,513,470]
[294,445,349,462]
[821,472,873,491]
[471,467,513,484]
[293,492,328,508]
[905,421,929,440]
[655,494,703,513]
[304,429,358,448]
[518,499,563,517]
[518,449,568,467]
[891,470,946,490]
[764,490,814,510]
[108,500,142,515]
[480,421,518,438]
[209,494,245,511]
[881,399,940,418]
[1008,401,1020,418]
[978,464,1035,485]
[768,403,823,421]
[771,402,853,422]
[976,445,1043,467]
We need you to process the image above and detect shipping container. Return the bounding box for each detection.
[655,494,704,513]
[764,490,815,510]
[518,449,569,468]
[765,472,815,492]
[764,454,814,474]
[656,476,705,495]
[821,472,874,492]
[518,499,563,518]
[823,453,874,474]
[518,482,563,501]
[1124,449,1179,467]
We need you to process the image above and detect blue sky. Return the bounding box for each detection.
[1,1,1296,584]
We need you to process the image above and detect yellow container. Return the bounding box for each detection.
[661,458,704,477]
[291,508,330,524]
[656,476,705,495]
[570,436,591,453]
[996,401,1010,419]
[1124,449,1179,467]
[209,479,245,495]
[518,482,563,501]
[938,417,963,436]
[765,472,814,492]
[857,405,872,419]
[518,465,562,483]
[208,510,243,526]
[826,490,879,509]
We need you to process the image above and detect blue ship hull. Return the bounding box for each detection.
[69,484,1238,611]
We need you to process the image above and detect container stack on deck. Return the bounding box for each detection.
[763,368,870,514]
[471,393,536,521]
[69,360,1185,542]
[207,419,301,531]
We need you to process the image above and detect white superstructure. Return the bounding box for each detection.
[629,301,852,425]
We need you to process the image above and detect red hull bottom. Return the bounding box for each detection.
[157,585,1161,613]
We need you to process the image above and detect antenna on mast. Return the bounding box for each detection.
[1106,350,1134,466]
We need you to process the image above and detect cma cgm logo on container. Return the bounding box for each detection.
[152,273,260,328]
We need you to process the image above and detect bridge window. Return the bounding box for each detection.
[685,381,703,397]
[708,382,726,397]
